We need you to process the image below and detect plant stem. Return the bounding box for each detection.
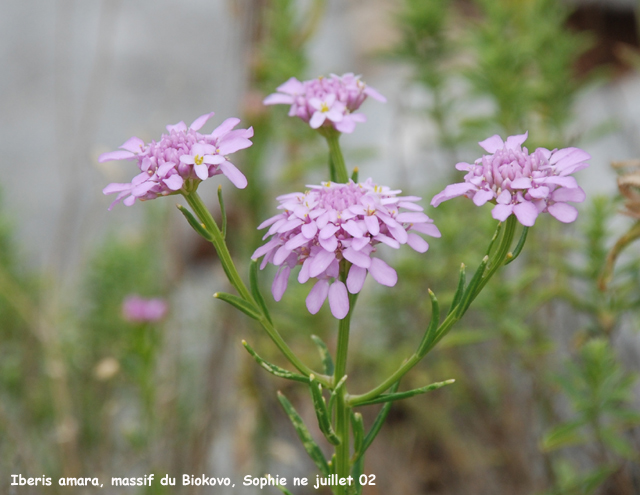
[349,217,518,406]
[182,191,330,385]
[321,129,349,183]
[334,262,354,494]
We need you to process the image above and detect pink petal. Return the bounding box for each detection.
[219,161,248,189]
[284,232,308,250]
[194,163,209,181]
[548,202,578,223]
[272,266,291,301]
[211,118,241,140]
[410,223,441,238]
[551,187,585,203]
[513,201,539,227]
[328,281,349,319]
[163,174,183,191]
[364,215,380,235]
[396,212,429,223]
[120,136,145,153]
[189,112,215,131]
[301,222,318,238]
[472,189,494,206]
[364,86,386,102]
[511,177,532,189]
[342,247,372,268]
[368,258,397,287]
[251,238,280,260]
[309,250,336,278]
[347,265,367,294]
[431,183,476,207]
[217,137,253,155]
[407,233,429,253]
[504,132,528,150]
[103,182,131,195]
[263,93,294,105]
[491,204,514,221]
[99,150,135,162]
[309,112,326,129]
[306,280,330,314]
[478,135,505,153]
[318,235,338,252]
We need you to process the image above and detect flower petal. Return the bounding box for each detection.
[368,258,397,287]
[347,265,367,294]
[513,201,539,227]
[306,279,330,314]
[219,161,248,189]
[548,202,578,223]
[328,281,349,319]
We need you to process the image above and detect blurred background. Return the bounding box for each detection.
[1,0,640,493]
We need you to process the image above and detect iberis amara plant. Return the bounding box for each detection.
[101,73,589,495]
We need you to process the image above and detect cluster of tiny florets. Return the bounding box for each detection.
[431,132,590,226]
[252,179,440,319]
[101,113,252,210]
[263,73,386,134]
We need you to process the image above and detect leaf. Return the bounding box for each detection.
[354,379,455,406]
[242,340,309,383]
[541,419,587,452]
[417,289,440,357]
[505,226,528,264]
[310,334,334,376]
[176,204,212,241]
[214,292,262,320]
[447,263,465,316]
[309,375,340,445]
[600,428,639,461]
[353,382,399,463]
[249,260,272,324]
[277,392,330,476]
[217,185,227,239]
[455,255,488,317]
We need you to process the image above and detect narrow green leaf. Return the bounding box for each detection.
[277,392,330,476]
[485,220,503,257]
[242,340,309,383]
[455,256,488,317]
[447,263,465,316]
[217,185,227,239]
[354,379,455,406]
[176,204,212,241]
[274,483,294,495]
[417,289,440,357]
[351,412,364,457]
[214,292,261,320]
[249,260,272,324]
[601,428,639,461]
[351,166,359,182]
[310,334,334,375]
[541,419,587,452]
[354,382,399,462]
[505,226,529,265]
[328,374,348,414]
[309,375,340,445]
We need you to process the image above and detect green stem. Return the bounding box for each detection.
[321,129,349,183]
[182,191,330,386]
[349,217,518,406]
[334,262,354,494]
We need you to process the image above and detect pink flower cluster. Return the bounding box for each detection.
[252,179,440,319]
[101,113,252,210]
[122,295,168,323]
[263,73,386,134]
[431,132,590,226]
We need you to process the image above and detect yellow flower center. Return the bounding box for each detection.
[194,155,204,166]
[320,102,330,113]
